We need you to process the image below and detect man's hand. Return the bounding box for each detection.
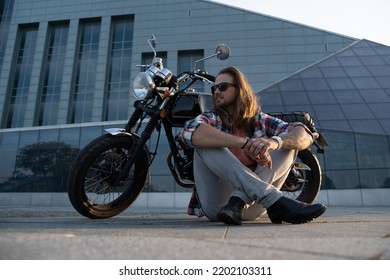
[243,138,277,169]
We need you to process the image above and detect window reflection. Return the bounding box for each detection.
[0,0,14,68]
[178,50,204,92]
[0,125,389,193]
[359,169,390,189]
[38,22,69,126]
[105,16,134,121]
[323,130,357,169]
[5,25,38,128]
[355,134,390,169]
[323,170,360,189]
[70,19,101,123]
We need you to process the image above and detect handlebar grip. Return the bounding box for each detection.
[197,71,215,82]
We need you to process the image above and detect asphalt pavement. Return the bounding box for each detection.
[0,205,389,260]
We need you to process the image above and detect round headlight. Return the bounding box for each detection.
[133,72,155,100]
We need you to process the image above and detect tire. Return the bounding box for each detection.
[281,149,322,203]
[67,134,149,219]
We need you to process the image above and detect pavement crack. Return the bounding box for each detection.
[222,227,229,239]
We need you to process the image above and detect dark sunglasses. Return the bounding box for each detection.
[211,82,235,94]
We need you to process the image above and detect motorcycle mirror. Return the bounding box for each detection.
[192,44,231,70]
[215,44,230,60]
[148,35,157,57]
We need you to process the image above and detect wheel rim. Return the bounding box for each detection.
[83,147,135,206]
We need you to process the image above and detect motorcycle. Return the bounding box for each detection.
[67,36,329,219]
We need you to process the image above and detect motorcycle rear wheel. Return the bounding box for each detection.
[67,134,149,219]
[281,149,322,203]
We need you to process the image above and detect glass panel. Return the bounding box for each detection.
[307,91,337,104]
[359,89,390,103]
[369,104,390,118]
[279,79,305,91]
[348,120,386,135]
[70,20,101,123]
[105,16,134,121]
[323,131,357,169]
[38,22,69,126]
[343,66,371,77]
[260,92,283,106]
[302,78,329,90]
[6,25,38,128]
[0,0,14,67]
[149,175,175,192]
[178,50,204,92]
[336,56,362,66]
[327,78,355,90]
[299,67,323,78]
[14,131,39,190]
[280,91,310,105]
[323,170,360,189]
[359,169,390,189]
[376,77,390,89]
[359,55,386,66]
[351,77,381,89]
[80,126,103,148]
[59,127,80,148]
[352,46,376,56]
[314,104,345,120]
[319,120,352,131]
[355,133,390,169]
[320,67,347,78]
[0,131,19,192]
[340,104,374,119]
[333,90,364,104]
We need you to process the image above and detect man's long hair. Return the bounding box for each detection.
[214,66,260,130]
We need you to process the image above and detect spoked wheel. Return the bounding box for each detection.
[281,149,322,203]
[67,134,149,219]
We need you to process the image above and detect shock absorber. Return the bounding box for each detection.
[124,102,143,133]
[115,112,161,185]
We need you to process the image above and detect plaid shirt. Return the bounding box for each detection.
[180,110,311,147]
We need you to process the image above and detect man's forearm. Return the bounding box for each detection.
[191,124,247,148]
[280,126,313,151]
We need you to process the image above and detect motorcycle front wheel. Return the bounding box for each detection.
[67,134,149,219]
[281,149,322,203]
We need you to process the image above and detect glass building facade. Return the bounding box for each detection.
[260,40,390,192]
[0,0,389,206]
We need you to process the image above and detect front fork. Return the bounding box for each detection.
[113,109,161,185]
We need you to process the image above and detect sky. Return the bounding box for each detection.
[210,0,390,47]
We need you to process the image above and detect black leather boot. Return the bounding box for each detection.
[217,196,245,225]
[267,196,326,224]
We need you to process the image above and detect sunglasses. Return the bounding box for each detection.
[211,82,235,94]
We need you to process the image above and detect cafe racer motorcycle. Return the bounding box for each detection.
[67,36,329,219]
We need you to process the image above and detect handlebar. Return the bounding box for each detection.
[195,71,215,83]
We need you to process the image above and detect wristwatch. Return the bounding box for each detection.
[271,136,283,150]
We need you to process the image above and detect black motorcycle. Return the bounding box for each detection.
[67,36,329,219]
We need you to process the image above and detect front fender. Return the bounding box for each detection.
[104,128,151,161]
[105,128,132,136]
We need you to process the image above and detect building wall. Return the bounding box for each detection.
[0,0,355,129]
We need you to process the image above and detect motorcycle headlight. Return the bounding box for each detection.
[133,72,155,100]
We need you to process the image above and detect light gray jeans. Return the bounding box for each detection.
[193,147,297,221]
